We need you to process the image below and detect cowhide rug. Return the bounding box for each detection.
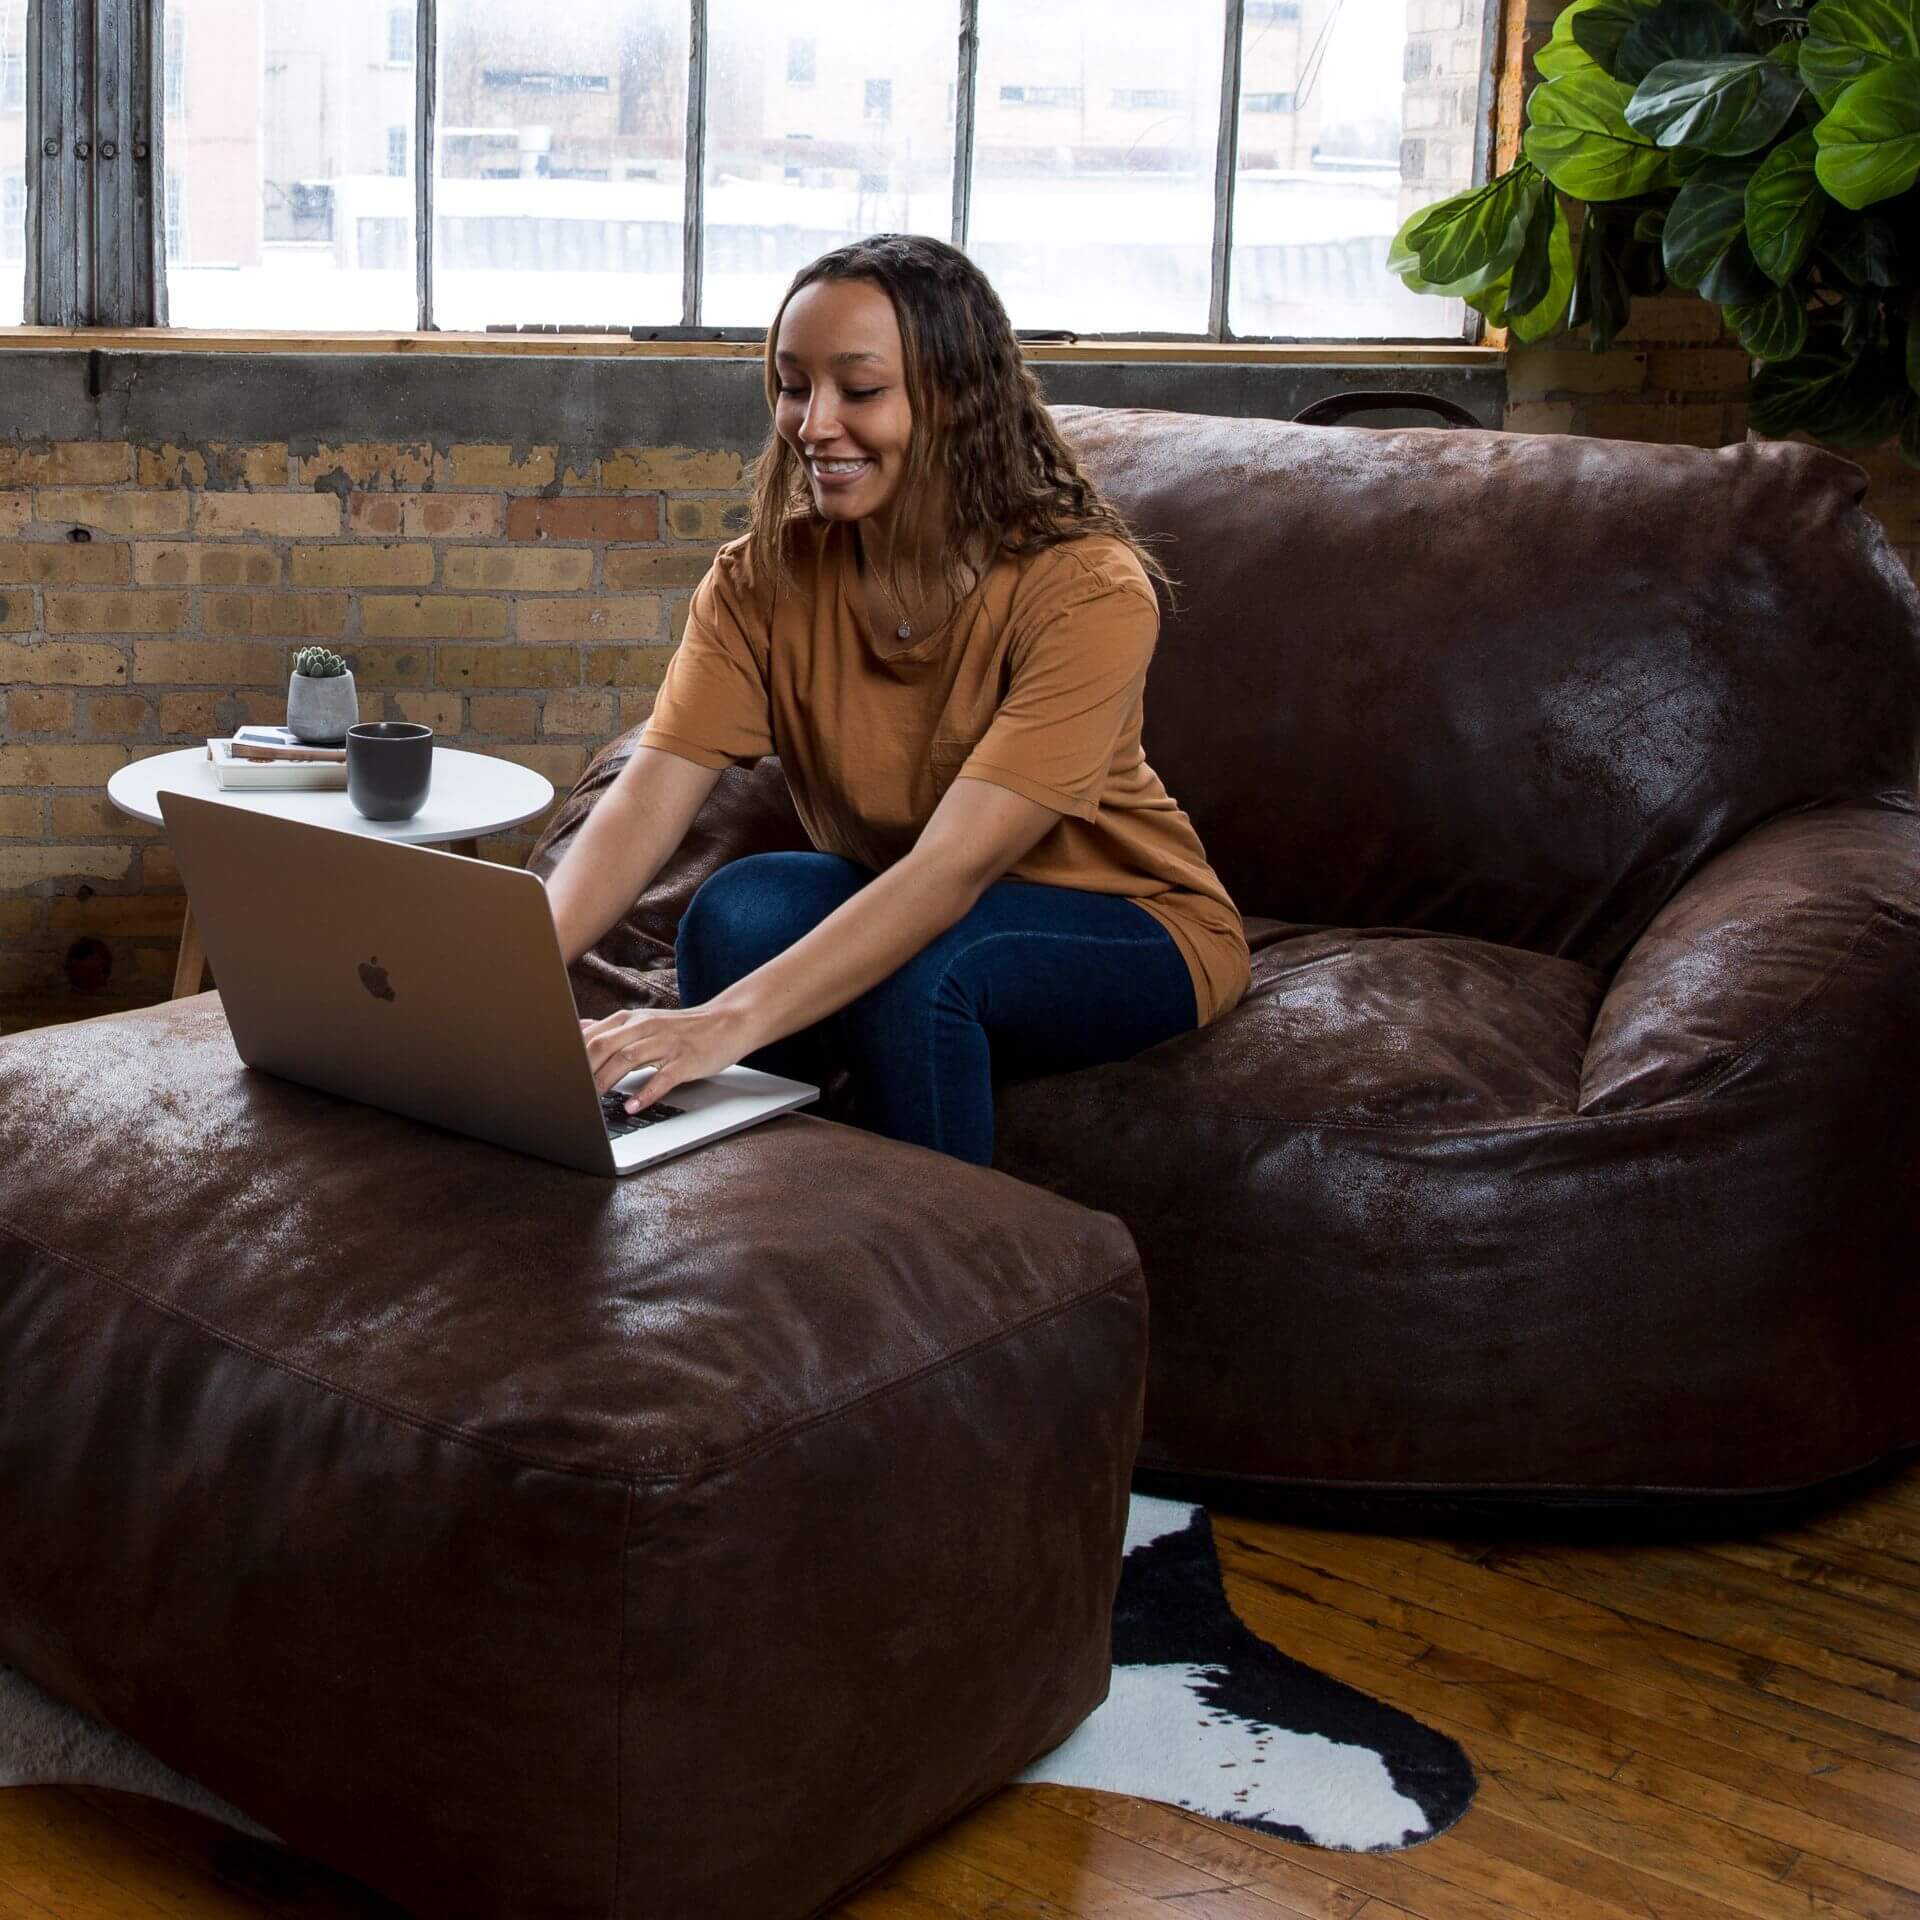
[0,1495,1473,1856]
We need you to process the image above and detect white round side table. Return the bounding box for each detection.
[107,746,557,998]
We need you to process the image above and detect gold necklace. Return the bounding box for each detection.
[870,564,919,642]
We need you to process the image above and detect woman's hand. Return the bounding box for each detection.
[579,1003,759,1113]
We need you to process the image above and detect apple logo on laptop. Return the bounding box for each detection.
[359,956,395,1002]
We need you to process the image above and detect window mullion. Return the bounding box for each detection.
[949,0,977,251]
[681,0,706,326]
[415,0,434,328]
[29,0,86,323]
[1206,0,1246,342]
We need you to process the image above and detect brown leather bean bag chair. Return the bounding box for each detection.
[532,404,1920,1504]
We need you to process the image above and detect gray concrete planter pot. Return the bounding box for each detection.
[286,671,359,744]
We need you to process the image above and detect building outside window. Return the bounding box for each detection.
[387,124,408,176]
[863,76,890,121]
[164,5,186,116]
[998,83,1081,107]
[786,36,814,84]
[164,168,185,262]
[1242,91,1296,111]
[387,8,414,63]
[0,6,22,115]
[1111,88,1186,109]
[1,175,23,263]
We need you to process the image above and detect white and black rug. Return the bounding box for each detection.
[0,1496,1473,1856]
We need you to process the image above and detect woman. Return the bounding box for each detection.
[547,233,1249,1167]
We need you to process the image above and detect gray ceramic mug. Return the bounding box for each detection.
[347,722,434,822]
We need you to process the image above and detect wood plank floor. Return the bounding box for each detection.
[6,1457,1920,1919]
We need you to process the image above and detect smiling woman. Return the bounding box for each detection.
[541,234,1251,1166]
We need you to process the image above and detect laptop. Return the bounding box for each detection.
[157,790,818,1176]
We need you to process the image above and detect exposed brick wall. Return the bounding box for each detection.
[0,438,747,1002]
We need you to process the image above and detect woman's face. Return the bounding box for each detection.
[773,277,916,531]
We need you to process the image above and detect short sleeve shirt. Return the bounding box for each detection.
[640,521,1250,1025]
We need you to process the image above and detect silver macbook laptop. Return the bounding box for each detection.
[157,790,818,1176]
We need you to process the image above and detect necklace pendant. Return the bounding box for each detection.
[896,622,912,640]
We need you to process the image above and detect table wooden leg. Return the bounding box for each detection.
[172,901,209,999]
[448,837,482,860]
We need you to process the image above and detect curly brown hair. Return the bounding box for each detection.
[748,233,1172,607]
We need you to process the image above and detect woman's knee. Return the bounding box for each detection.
[677,852,869,991]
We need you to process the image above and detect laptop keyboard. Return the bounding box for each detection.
[601,1090,688,1139]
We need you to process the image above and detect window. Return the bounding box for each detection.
[0,5,22,114]
[1,176,23,264]
[165,168,185,262]
[997,83,1080,108]
[28,0,1487,341]
[163,4,186,116]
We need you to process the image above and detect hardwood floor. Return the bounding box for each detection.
[6,1458,1920,1919]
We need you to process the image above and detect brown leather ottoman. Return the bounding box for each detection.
[0,994,1148,1919]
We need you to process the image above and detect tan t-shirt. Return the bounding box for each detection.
[639,520,1250,1026]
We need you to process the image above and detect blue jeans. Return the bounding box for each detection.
[675,852,1199,1166]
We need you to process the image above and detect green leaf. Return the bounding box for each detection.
[1745,129,1830,279]
[1819,205,1907,280]
[1664,157,1779,299]
[1727,279,1813,354]
[1574,0,1667,70]
[1812,58,1920,205]
[1509,199,1581,340]
[1571,214,1639,344]
[1624,53,1809,152]
[1525,70,1678,196]
[1387,170,1545,294]
[1749,341,1903,437]
[1537,0,1632,76]
[1801,0,1920,109]
[1633,205,1671,240]
[1616,0,1755,83]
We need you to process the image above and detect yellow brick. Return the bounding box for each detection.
[158,691,223,736]
[437,646,580,689]
[0,590,33,630]
[1615,296,1734,347]
[1584,400,1740,447]
[0,493,30,535]
[0,640,129,685]
[132,640,280,686]
[37,489,190,535]
[407,495,503,539]
[519,596,662,643]
[670,598,692,643]
[361,596,509,640]
[46,893,187,936]
[201,593,349,639]
[541,689,617,736]
[1503,399,1576,434]
[477,742,587,788]
[603,548,718,590]
[7,688,74,730]
[443,549,593,591]
[233,691,293,725]
[51,795,159,836]
[619,691,657,732]
[132,542,281,586]
[604,448,744,491]
[584,645,677,688]
[391,691,464,731]
[87,694,152,734]
[561,459,599,490]
[470,695,536,733]
[0,899,36,934]
[292,443,437,489]
[0,540,132,585]
[136,444,208,487]
[195,493,343,537]
[289,544,436,587]
[0,442,133,485]
[0,845,134,887]
[447,444,558,488]
[0,952,54,993]
[0,796,41,836]
[1645,348,1754,395]
[141,845,181,887]
[665,497,752,542]
[346,646,432,689]
[44,590,190,635]
[0,744,129,785]
[1506,347,1649,397]
[237,444,292,488]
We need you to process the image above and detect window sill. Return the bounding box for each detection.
[0,326,1504,365]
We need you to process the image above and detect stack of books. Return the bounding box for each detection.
[206,725,349,791]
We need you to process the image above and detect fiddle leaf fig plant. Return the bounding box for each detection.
[1390,0,1920,461]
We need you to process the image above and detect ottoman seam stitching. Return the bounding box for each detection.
[0,1214,1138,1488]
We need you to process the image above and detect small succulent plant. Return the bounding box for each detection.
[291,646,351,679]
